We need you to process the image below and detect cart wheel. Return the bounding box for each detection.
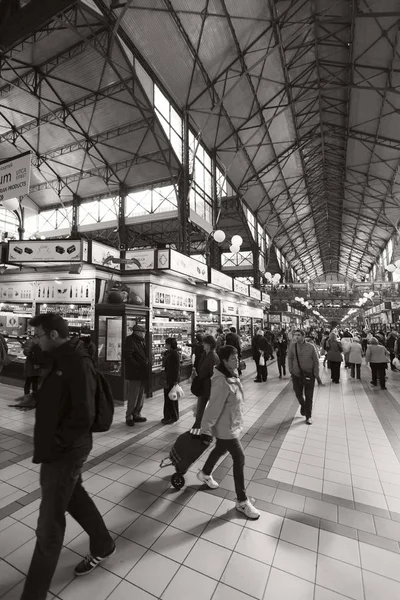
[171,473,185,490]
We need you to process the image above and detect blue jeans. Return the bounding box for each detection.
[21,453,114,600]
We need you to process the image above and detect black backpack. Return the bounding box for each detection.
[91,369,114,433]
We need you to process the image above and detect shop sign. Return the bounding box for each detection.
[8,239,88,263]
[262,292,271,305]
[0,151,31,202]
[205,299,218,312]
[91,241,120,269]
[157,249,208,282]
[240,305,263,318]
[249,286,261,301]
[233,279,249,296]
[221,301,239,315]
[268,313,282,323]
[0,281,33,301]
[125,249,155,270]
[152,285,195,310]
[210,268,233,291]
[36,279,95,303]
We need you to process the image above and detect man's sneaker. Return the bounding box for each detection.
[236,499,260,520]
[300,404,305,416]
[306,418,313,425]
[197,470,219,489]
[74,544,116,577]
[133,415,147,423]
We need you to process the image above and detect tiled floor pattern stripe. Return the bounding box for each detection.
[2,361,400,598]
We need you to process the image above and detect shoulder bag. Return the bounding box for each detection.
[295,343,312,382]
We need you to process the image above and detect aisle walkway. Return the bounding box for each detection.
[1,360,400,599]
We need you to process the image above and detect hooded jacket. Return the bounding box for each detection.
[200,365,244,439]
[33,337,96,464]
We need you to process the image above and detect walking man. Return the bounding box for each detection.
[274,332,288,378]
[287,329,323,424]
[124,323,148,425]
[20,313,115,600]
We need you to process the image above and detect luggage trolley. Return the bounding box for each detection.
[160,431,211,490]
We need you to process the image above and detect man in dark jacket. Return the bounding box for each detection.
[124,323,148,425]
[225,326,242,357]
[252,330,273,382]
[274,333,288,377]
[20,313,115,600]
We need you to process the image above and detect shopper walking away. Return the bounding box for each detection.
[386,330,398,371]
[191,335,219,430]
[80,329,98,364]
[365,337,390,389]
[274,333,288,377]
[348,336,363,379]
[197,345,260,519]
[287,330,322,425]
[124,324,148,426]
[325,332,343,383]
[341,333,352,368]
[215,327,225,352]
[190,332,204,373]
[20,313,115,600]
[161,337,180,424]
[252,330,273,382]
[226,326,242,374]
[0,332,9,373]
[23,335,45,395]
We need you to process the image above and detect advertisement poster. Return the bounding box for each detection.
[106,318,122,361]
[233,279,249,296]
[0,151,31,202]
[152,285,195,310]
[8,240,88,263]
[91,241,120,268]
[125,249,155,270]
[0,282,33,301]
[157,249,208,282]
[210,268,232,291]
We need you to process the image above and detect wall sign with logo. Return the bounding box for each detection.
[240,305,264,318]
[125,249,155,270]
[221,301,239,315]
[210,269,233,291]
[262,292,271,305]
[233,279,249,296]
[249,286,261,301]
[157,249,208,282]
[151,285,195,311]
[0,281,33,301]
[8,240,88,263]
[0,151,31,202]
[36,279,95,303]
[268,313,282,323]
[91,241,120,269]
[205,299,218,312]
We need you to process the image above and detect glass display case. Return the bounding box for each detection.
[152,309,193,372]
[239,316,252,352]
[39,303,93,333]
[196,311,220,336]
[6,337,26,365]
[221,314,238,331]
[95,303,150,402]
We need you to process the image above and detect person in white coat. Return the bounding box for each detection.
[348,337,362,379]
[340,334,352,368]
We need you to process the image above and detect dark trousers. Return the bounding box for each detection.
[349,363,361,379]
[330,361,341,383]
[255,357,268,381]
[24,376,39,395]
[390,351,396,369]
[193,395,208,429]
[126,379,146,419]
[21,454,114,600]
[370,363,386,389]
[203,437,246,502]
[163,386,179,422]
[277,355,286,376]
[292,374,315,419]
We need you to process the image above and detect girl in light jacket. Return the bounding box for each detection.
[326,332,343,384]
[348,337,362,380]
[365,337,390,390]
[198,345,260,520]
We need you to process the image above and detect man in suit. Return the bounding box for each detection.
[124,324,148,426]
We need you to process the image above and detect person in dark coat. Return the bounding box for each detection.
[274,333,288,378]
[325,332,343,383]
[225,326,242,374]
[23,335,45,395]
[191,332,204,373]
[192,335,220,430]
[161,337,181,424]
[252,330,273,382]
[80,330,98,365]
[20,313,114,599]
[124,324,148,426]
[386,330,398,370]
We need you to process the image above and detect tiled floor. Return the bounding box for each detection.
[1,359,400,598]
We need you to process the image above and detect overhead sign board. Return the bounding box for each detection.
[262,292,271,305]
[0,151,31,202]
[249,286,261,301]
[233,279,249,296]
[91,241,120,269]
[8,239,88,263]
[210,268,233,291]
[157,249,208,282]
[125,249,155,270]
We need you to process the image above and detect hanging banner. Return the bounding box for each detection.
[249,286,261,301]
[0,151,31,202]
[210,268,233,291]
[125,249,155,270]
[157,249,208,282]
[233,279,249,296]
[91,241,120,269]
[8,239,88,263]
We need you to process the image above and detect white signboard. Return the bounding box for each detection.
[240,305,264,318]
[152,285,195,311]
[233,279,249,296]
[36,279,95,303]
[0,152,31,202]
[210,269,233,291]
[249,286,261,301]
[125,249,155,270]
[91,241,120,269]
[262,292,271,306]
[8,240,88,263]
[0,281,33,302]
[221,301,239,315]
[157,249,208,282]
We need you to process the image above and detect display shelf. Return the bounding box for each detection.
[196,311,220,335]
[6,338,26,364]
[39,303,93,331]
[152,309,193,370]
[239,316,252,351]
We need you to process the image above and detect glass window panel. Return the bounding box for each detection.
[155,110,170,140]
[203,148,211,172]
[154,85,170,120]
[135,59,153,103]
[204,168,212,198]
[170,106,182,136]
[99,198,117,221]
[170,130,182,162]
[79,200,98,225]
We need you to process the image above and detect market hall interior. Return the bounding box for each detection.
[2,0,400,599]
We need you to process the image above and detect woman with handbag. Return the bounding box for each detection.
[326,332,343,384]
[191,335,219,430]
[161,337,181,424]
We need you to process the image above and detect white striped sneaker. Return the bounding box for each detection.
[197,470,219,489]
[74,544,116,576]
